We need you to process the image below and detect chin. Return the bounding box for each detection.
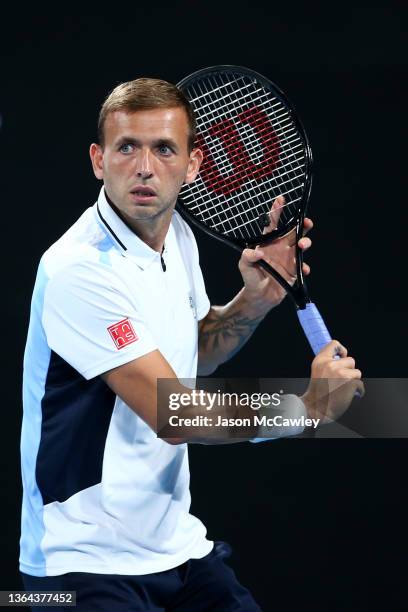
[128,207,161,221]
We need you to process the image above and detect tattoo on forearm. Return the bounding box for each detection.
[199,307,264,362]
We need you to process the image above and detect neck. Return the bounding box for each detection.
[105,191,171,252]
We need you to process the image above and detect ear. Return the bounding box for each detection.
[89,143,104,180]
[184,148,203,185]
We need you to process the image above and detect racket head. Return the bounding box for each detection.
[176,65,313,249]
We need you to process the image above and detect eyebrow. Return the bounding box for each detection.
[115,136,180,152]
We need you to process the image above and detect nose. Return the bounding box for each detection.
[135,148,153,179]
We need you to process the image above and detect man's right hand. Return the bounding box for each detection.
[301,340,364,425]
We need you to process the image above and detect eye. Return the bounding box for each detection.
[119,143,134,154]
[158,144,173,156]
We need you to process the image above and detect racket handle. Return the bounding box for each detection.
[297,302,333,355]
[298,303,361,399]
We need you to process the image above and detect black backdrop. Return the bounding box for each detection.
[1,5,407,610]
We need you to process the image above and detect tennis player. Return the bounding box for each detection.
[20,78,362,611]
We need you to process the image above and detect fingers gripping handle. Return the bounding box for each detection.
[298,303,362,399]
[252,304,333,445]
[297,303,332,355]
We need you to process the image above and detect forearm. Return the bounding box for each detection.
[198,287,270,375]
[158,378,258,444]
[159,381,307,445]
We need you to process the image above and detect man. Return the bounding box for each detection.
[20,78,362,610]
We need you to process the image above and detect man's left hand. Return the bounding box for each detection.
[238,195,313,313]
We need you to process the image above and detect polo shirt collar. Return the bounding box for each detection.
[94,187,166,270]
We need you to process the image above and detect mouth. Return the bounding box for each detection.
[130,185,157,202]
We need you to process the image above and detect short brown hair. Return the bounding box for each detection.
[97,78,196,151]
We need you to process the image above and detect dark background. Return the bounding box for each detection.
[1,4,407,610]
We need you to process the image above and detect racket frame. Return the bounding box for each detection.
[176,65,314,309]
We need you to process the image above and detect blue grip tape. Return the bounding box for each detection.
[252,304,360,445]
[297,303,333,355]
[298,303,361,398]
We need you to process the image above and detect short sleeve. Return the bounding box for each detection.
[174,213,210,321]
[191,250,210,322]
[43,261,158,379]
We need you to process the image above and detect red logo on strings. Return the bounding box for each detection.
[107,318,138,350]
[197,105,281,196]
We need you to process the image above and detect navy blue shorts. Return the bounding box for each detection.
[21,541,262,611]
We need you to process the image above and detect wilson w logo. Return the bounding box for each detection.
[196,106,281,197]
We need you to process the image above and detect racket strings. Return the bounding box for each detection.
[213,191,303,232]
[183,134,305,234]
[214,76,305,218]
[185,138,305,214]
[193,88,280,130]
[214,194,302,234]
[196,174,305,226]
[194,122,300,185]
[187,142,305,210]
[179,71,307,240]
[184,73,302,232]
[193,74,296,232]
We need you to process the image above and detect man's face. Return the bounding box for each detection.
[90,107,202,223]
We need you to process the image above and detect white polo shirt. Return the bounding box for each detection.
[20,187,213,577]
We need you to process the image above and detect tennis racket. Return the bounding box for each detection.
[176,65,334,357]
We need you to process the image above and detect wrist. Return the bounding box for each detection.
[300,390,313,418]
[301,389,328,426]
[250,394,308,442]
[239,286,272,320]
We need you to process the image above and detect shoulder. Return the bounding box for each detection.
[171,209,199,253]
[41,207,120,281]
